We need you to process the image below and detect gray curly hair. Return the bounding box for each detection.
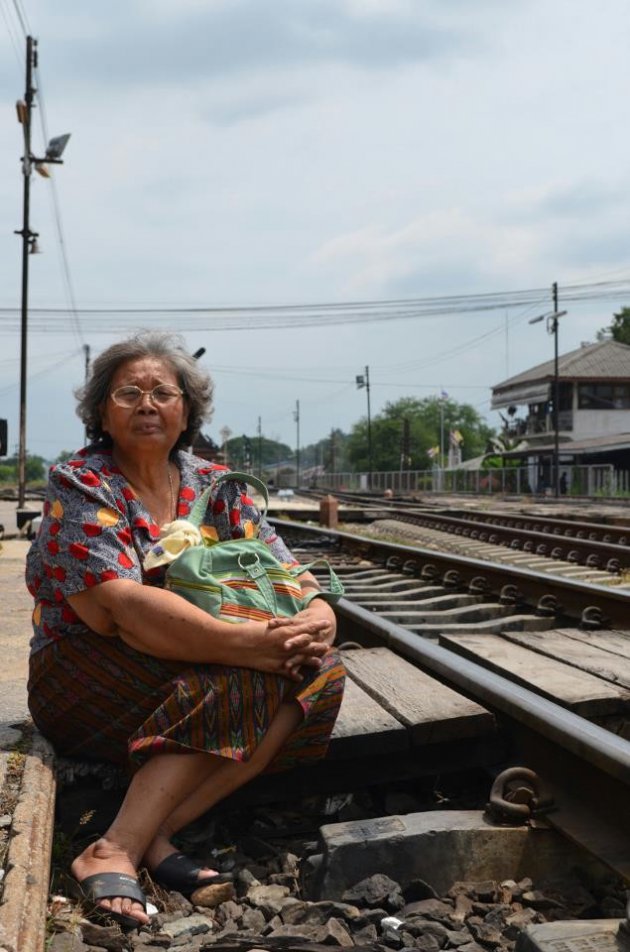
[75,331,214,449]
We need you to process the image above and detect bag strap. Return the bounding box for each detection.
[188,470,270,528]
[288,557,345,603]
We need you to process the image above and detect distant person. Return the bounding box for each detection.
[559,472,568,495]
[25,331,345,930]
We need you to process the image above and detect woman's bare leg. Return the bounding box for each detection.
[143,701,303,872]
[71,702,302,924]
[71,750,219,924]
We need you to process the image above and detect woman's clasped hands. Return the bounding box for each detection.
[264,600,337,681]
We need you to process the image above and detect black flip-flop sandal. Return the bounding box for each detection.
[75,871,148,931]
[152,851,233,897]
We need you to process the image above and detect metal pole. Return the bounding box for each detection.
[365,366,373,491]
[552,281,560,499]
[294,399,300,488]
[83,344,90,445]
[17,36,35,510]
[439,397,445,492]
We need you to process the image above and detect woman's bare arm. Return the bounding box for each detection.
[68,579,329,677]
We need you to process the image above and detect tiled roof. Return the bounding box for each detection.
[493,340,630,392]
[503,430,630,457]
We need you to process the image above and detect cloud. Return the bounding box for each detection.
[34,0,473,91]
[310,208,544,297]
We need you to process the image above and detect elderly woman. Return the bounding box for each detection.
[26,331,345,930]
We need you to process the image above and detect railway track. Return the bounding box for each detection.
[271,518,630,884]
[295,488,630,574]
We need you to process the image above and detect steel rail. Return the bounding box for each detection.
[335,598,630,783]
[448,508,630,546]
[273,519,630,626]
[382,508,630,571]
[284,492,630,569]
[335,597,630,878]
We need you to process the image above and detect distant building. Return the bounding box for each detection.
[491,339,630,478]
[192,432,221,462]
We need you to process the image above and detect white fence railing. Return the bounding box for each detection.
[304,464,630,497]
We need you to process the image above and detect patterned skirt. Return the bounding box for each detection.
[28,632,346,773]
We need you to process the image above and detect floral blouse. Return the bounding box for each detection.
[26,447,295,655]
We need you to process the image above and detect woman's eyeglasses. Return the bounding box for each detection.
[110,385,184,408]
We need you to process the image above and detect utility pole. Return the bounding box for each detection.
[15,35,70,508]
[400,416,410,473]
[294,400,300,488]
[356,366,373,490]
[528,288,567,500]
[552,281,560,499]
[257,416,262,478]
[83,344,91,444]
[220,425,232,468]
[16,36,35,510]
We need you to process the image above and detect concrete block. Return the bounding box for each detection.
[313,810,607,900]
[515,919,625,951]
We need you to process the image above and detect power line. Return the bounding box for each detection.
[0,0,25,66]
[0,347,82,396]
[1,277,629,334]
[33,62,84,347]
[10,0,28,34]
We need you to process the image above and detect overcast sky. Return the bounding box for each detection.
[2,0,630,462]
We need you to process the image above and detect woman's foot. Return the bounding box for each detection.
[71,837,149,927]
[144,834,227,893]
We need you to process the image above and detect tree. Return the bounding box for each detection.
[0,454,47,484]
[347,397,494,472]
[597,306,630,345]
[226,434,292,472]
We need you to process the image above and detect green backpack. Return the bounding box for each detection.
[164,471,344,623]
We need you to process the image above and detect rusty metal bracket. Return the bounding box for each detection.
[536,594,557,618]
[442,569,463,590]
[580,605,604,630]
[421,563,439,582]
[485,767,554,825]
[499,584,520,606]
[402,559,420,576]
[468,576,490,596]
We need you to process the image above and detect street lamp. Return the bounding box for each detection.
[356,366,373,490]
[15,35,70,508]
[529,298,568,498]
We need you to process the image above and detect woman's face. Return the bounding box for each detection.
[100,357,189,457]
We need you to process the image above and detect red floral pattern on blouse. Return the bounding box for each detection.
[26,448,294,654]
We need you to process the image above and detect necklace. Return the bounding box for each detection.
[167,464,176,521]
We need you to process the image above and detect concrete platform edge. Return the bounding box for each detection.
[0,731,56,952]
